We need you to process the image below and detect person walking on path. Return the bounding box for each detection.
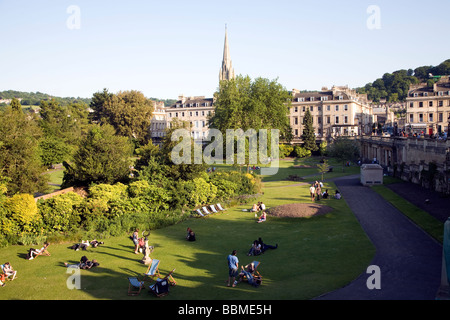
[227,250,239,287]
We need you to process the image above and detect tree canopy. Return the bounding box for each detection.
[356,59,450,102]
[62,124,134,187]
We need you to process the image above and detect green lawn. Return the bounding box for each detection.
[371,177,444,244]
[0,158,375,300]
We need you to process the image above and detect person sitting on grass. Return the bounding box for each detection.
[322,189,329,199]
[335,190,341,200]
[257,211,267,223]
[247,240,261,256]
[186,227,196,241]
[1,262,17,281]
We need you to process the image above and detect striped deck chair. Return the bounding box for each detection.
[202,206,211,215]
[209,205,218,213]
[142,259,161,282]
[195,209,205,217]
[127,277,145,296]
[216,203,226,211]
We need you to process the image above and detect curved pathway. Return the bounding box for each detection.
[314,175,443,300]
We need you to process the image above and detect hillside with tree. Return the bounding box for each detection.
[356,59,450,103]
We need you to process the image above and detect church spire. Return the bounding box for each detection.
[219,25,235,82]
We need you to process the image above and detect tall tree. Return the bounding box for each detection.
[62,124,134,187]
[89,88,113,124]
[0,100,49,195]
[301,109,318,152]
[327,137,360,172]
[102,90,154,145]
[209,75,292,167]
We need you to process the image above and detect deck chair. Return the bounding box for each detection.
[0,264,16,281]
[148,269,176,297]
[216,203,226,211]
[240,261,262,287]
[142,259,161,282]
[202,206,211,215]
[195,209,205,217]
[209,205,218,213]
[127,277,145,296]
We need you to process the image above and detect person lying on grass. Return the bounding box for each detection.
[64,256,99,270]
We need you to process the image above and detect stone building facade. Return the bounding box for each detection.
[405,76,450,136]
[289,86,374,141]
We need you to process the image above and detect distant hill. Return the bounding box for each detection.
[0,90,177,107]
[356,59,450,103]
[0,90,91,106]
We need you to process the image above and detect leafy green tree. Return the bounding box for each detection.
[38,99,89,164]
[209,75,292,169]
[62,124,134,187]
[102,90,154,144]
[327,137,360,172]
[39,137,72,167]
[159,119,207,181]
[89,88,113,123]
[317,159,330,181]
[301,109,318,152]
[0,102,49,195]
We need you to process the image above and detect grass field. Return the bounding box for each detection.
[0,157,376,300]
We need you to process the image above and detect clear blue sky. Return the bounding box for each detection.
[1,0,449,100]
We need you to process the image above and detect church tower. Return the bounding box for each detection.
[219,25,235,82]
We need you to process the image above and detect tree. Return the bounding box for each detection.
[301,109,318,152]
[0,101,49,196]
[89,88,113,124]
[327,137,360,172]
[209,75,292,168]
[102,90,154,144]
[38,99,89,165]
[62,124,134,187]
[159,119,207,181]
[317,159,330,181]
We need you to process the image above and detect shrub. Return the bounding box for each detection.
[37,192,84,232]
[293,146,312,158]
[279,144,294,158]
[3,193,40,233]
[89,183,128,202]
[183,178,218,207]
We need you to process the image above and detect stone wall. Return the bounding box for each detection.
[359,136,450,194]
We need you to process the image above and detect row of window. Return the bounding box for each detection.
[294,95,345,102]
[408,112,449,123]
[409,100,450,108]
[411,91,450,97]
[175,102,212,108]
[169,110,212,118]
[293,115,350,125]
[292,105,349,113]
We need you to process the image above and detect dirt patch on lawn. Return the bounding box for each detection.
[266,202,333,218]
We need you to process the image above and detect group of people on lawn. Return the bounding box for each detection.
[1,240,103,287]
[250,201,267,223]
[310,181,341,201]
[227,236,278,288]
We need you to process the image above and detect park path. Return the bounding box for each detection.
[313,175,443,300]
